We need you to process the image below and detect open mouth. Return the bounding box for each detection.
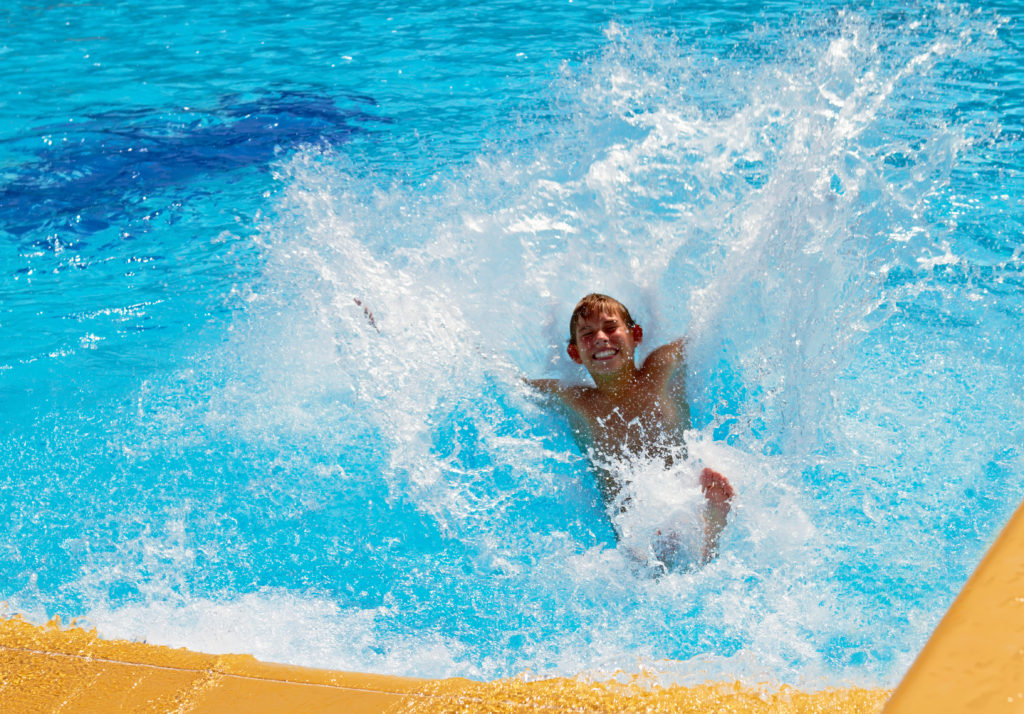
[593,349,618,360]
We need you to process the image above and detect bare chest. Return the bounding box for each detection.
[582,390,682,458]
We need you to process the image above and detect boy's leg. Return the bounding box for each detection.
[652,528,686,571]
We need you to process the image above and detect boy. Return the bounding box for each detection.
[528,293,733,569]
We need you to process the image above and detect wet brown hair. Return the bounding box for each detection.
[568,293,637,345]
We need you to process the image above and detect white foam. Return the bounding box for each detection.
[83,589,479,678]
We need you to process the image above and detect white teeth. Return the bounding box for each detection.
[594,349,616,359]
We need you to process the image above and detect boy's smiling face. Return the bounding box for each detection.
[568,308,643,377]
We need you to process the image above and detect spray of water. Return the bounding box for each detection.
[57,6,1022,688]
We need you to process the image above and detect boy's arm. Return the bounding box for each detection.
[524,379,590,415]
[524,378,563,394]
[700,468,734,564]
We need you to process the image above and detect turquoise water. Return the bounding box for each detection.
[2,0,1022,688]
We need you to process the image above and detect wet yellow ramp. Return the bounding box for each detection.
[6,481,1024,712]
[0,616,435,713]
[9,490,1024,714]
[0,616,889,713]
[884,497,1024,713]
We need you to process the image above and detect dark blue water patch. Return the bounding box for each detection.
[0,90,386,239]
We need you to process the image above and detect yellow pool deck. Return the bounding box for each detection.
[2,497,1022,712]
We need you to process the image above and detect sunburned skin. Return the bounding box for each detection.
[529,303,734,567]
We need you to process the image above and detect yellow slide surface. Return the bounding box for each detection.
[0,615,888,713]
[884,498,1024,713]
[5,498,1023,713]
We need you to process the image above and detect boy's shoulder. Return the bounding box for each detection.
[640,339,686,377]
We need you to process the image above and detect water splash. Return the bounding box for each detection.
[9,4,1021,689]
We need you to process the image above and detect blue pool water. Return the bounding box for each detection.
[2,0,1022,688]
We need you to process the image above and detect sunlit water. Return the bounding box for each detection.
[2,0,1022,689]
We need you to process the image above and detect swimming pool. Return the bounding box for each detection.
[2,0,1022,690]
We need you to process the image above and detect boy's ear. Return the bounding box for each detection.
[632,325,643,343]
[567,343,582,364]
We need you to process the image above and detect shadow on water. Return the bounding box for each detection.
[0,90,387,241]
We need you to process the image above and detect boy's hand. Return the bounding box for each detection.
[700,467,734,510]
[353,298,380,333]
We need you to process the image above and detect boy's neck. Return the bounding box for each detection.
[591,364,641,402]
